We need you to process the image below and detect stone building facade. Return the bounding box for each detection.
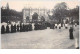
[22,7,49,23]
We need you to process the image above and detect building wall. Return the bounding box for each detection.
[22,8,48,23]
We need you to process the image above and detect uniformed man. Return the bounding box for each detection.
[69,27,74,39]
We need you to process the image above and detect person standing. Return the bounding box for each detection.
[17,25,19,32]
[14,24,16,32]
[29,23,32,31]
[11,24,14,33]
[1,25,5,34]
[22,24,25,32]
[69,27,74,39]
[34,23,37,30]
[73,26,79,49]
[6,25,9,33]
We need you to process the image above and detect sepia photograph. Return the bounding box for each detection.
[1,1,79,49]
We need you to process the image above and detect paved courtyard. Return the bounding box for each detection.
[1,26,79,49]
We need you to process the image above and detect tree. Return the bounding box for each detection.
[66,6,79,25]
[69,6,79,20]
[53,2,68,26]
[1,7,23,23]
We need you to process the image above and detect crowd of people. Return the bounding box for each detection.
[1,22,78,35]
[1,22,69,34]
[1,22,47,34]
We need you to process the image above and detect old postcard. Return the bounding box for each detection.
[1,0,79,49]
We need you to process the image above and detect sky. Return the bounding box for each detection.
[1,1,79,12]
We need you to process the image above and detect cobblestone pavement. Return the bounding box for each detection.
[1,26,79,49]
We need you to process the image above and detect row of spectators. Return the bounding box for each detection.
[1,22,78,34]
